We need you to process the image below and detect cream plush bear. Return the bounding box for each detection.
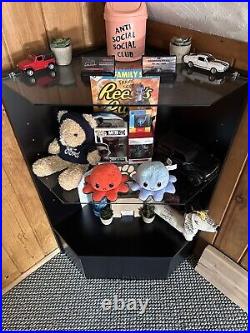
[32,111,100,191]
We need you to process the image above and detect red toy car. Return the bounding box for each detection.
[17,53,56,76]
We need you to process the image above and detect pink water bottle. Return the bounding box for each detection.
[104,2,148,62]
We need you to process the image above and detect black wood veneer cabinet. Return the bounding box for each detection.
[2,48,247,279]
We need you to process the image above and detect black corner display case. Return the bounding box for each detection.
[3,47,247,279]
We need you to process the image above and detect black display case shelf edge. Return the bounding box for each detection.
[36,168,219,207]
[3,47,247,108]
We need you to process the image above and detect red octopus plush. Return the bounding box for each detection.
[83,163,129,202]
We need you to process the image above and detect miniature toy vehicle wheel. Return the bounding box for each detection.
[209,74,216,82]
[29,77,36,85]
[210,67,217,74]
[187,61,194,68]
[48,63,55,70]
[26,68,34,76]
[50,71,56,78]
[186,68,193,75]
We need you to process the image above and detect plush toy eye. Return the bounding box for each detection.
[157,182,162,187]
[109,183,114,188]
[95,183,100,189]
[74,133,78,137]
[143,182,148,187]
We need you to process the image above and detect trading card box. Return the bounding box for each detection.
[94,113,128,163]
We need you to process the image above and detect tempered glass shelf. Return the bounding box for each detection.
[37,163,218,206]
[3,48,247,108]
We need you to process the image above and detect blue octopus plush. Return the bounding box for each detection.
[130,161,177,201]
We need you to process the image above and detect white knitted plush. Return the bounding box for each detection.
[183,211,218,241]
[155,205,218,241]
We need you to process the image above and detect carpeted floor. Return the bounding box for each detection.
[2,253,248,331]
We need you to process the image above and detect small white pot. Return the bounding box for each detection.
[100,217,113,226]
[142,215,155,224]
[51,44,72,66]
[170,43,191,63]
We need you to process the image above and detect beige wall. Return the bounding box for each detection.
[147,2,248,42]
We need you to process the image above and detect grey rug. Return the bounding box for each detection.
[2,254,247,331]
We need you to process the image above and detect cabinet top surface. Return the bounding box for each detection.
[2,48,247,108]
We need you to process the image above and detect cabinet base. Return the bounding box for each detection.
[61,235,193,279]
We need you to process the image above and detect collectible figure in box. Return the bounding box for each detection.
[128,107,155,163]
[129,109,153,134]
[90,68,160,118]
[128,134,154,164]
[94,113,128,163]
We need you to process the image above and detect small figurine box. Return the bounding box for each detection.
[90,68,160,118]
[129,108,153,134]
[128,133,154,164]
[94,113,128,163]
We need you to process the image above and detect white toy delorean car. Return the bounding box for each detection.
[183,53,230,74]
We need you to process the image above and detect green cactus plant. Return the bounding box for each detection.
[50,37,71,48]
[139,203,155,218]
[100,205,113,220]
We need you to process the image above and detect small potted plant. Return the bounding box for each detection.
[50,37,72,66]
[170,36,192,63]
[139,203,155,224]
[100,205,114,226]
